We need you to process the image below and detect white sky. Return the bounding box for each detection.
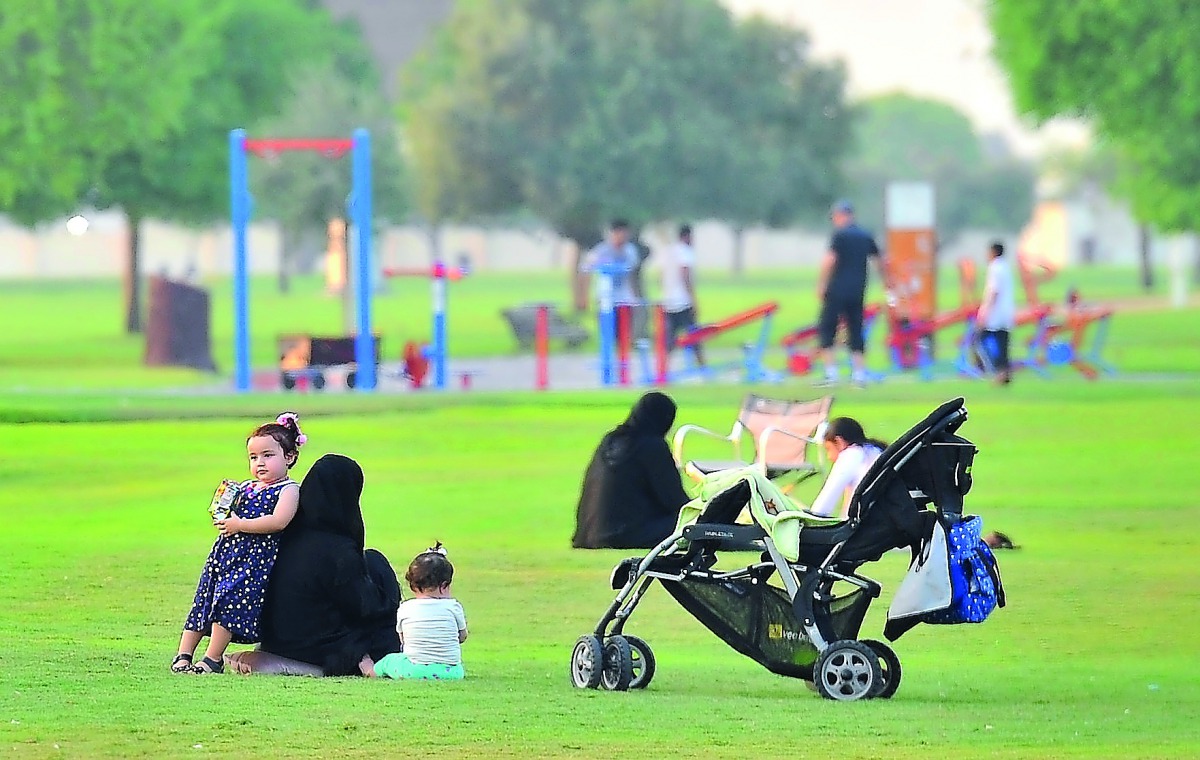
[722,0,1088,155]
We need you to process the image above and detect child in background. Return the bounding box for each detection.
[171,413,306,674]
[363,544,468,680]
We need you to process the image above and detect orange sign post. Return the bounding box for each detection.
[883,182,936,364]
[884,182,938,326]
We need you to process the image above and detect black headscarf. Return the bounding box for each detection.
[290,453,366,552]
[601,392,678,464]
[572,392,688,549]
[259,453,400,674]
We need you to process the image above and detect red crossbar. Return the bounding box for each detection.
[677,302,778,348]
[244,138,354,158]
[1014,304,1053,327]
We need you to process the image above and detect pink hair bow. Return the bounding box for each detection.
[276,412,308,447]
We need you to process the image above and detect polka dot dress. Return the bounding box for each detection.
[185,479,295,644]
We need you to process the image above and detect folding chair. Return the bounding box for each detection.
[672,395,834,487]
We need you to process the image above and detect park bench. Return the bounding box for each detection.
[501,304,590,351]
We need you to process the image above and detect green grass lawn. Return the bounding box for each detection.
[2,378,1200,758]
[1,268,1198,757]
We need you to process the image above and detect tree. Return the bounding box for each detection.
[845,93,1035,240]
[251,64,410,292]
[989,1,1200,232]
[398,0,851,263]
[0,0,215,214]
[92,0,378,331]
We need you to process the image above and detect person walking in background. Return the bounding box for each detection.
[583,219,640,307]
[815,199,889,388]
[976,241,1016,385]
[583,219,644,339]
[657,224,705,367]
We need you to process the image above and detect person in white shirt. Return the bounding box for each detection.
[657,224,705,367]
[976,241,1016,385]
[805,417,887,520]
[362,544,468,680]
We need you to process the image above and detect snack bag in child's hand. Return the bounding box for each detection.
[209,479,241,523]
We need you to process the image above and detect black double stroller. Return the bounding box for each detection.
[570,397,1000,700]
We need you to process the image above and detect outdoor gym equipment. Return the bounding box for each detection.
[884,259,980,381]
[382,259,469,390]
[590,262,632,386]
[673,302,781,384]
[229,129,374,392]
[1022,291,1116,380]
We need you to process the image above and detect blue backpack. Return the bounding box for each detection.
[924,515,1006,625]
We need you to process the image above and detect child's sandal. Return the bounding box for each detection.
[170,653,194,673]
[191,656,224,674]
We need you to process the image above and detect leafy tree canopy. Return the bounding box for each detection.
[846,93,1034,239]
[0,0,217,218]
[398,0,852,246]
[990,0,1200,230]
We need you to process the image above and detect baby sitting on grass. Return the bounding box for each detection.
[361,543,467,680]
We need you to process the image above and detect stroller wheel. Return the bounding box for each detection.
[623,635,656,690]
[570,635,603,689]
[600,636,634,691]
[814,640,883,702]
[862,639,902,699]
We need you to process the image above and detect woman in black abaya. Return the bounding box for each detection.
[227,454,400,676]
[571,392,690,549]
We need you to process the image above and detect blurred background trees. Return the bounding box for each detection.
[846,93,1034,242]
[398,0,853,268]
[990,1,1200,233]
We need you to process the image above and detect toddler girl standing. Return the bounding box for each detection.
[364,545,468,680]
[171,413,306,674]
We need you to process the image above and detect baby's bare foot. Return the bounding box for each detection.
[358,655,376,678]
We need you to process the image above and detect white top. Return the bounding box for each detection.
[981,256,1016,330]
[656,241,697,312]
[396,598,467,666]
[808,444,882,519]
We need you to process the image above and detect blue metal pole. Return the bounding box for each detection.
[351,128,375,390]
[432,262,447,389]
[230,129,251,392]
[596,272,615,386]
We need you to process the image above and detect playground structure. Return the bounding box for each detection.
[230,129,374,392]
[226,145,1113,390]
[1008,262,1116,379]
[585,264,781,388]
[382,259,470,390]
[671,302,780,384]
[882,259,982,380]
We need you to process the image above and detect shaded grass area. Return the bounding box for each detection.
[2,386,1199,757]
[0,266,1194,391]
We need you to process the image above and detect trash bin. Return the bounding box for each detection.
[144,276,217,371]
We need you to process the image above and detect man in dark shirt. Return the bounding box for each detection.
[815,200,889,387]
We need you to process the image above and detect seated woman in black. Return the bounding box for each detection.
[229,453,400,675]
[572,391,690,549]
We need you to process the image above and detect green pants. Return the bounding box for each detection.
[374,653,465,680]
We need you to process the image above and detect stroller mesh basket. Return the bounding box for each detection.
[661,576,872,679]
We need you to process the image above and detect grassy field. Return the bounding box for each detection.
[1,268,1199,758]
